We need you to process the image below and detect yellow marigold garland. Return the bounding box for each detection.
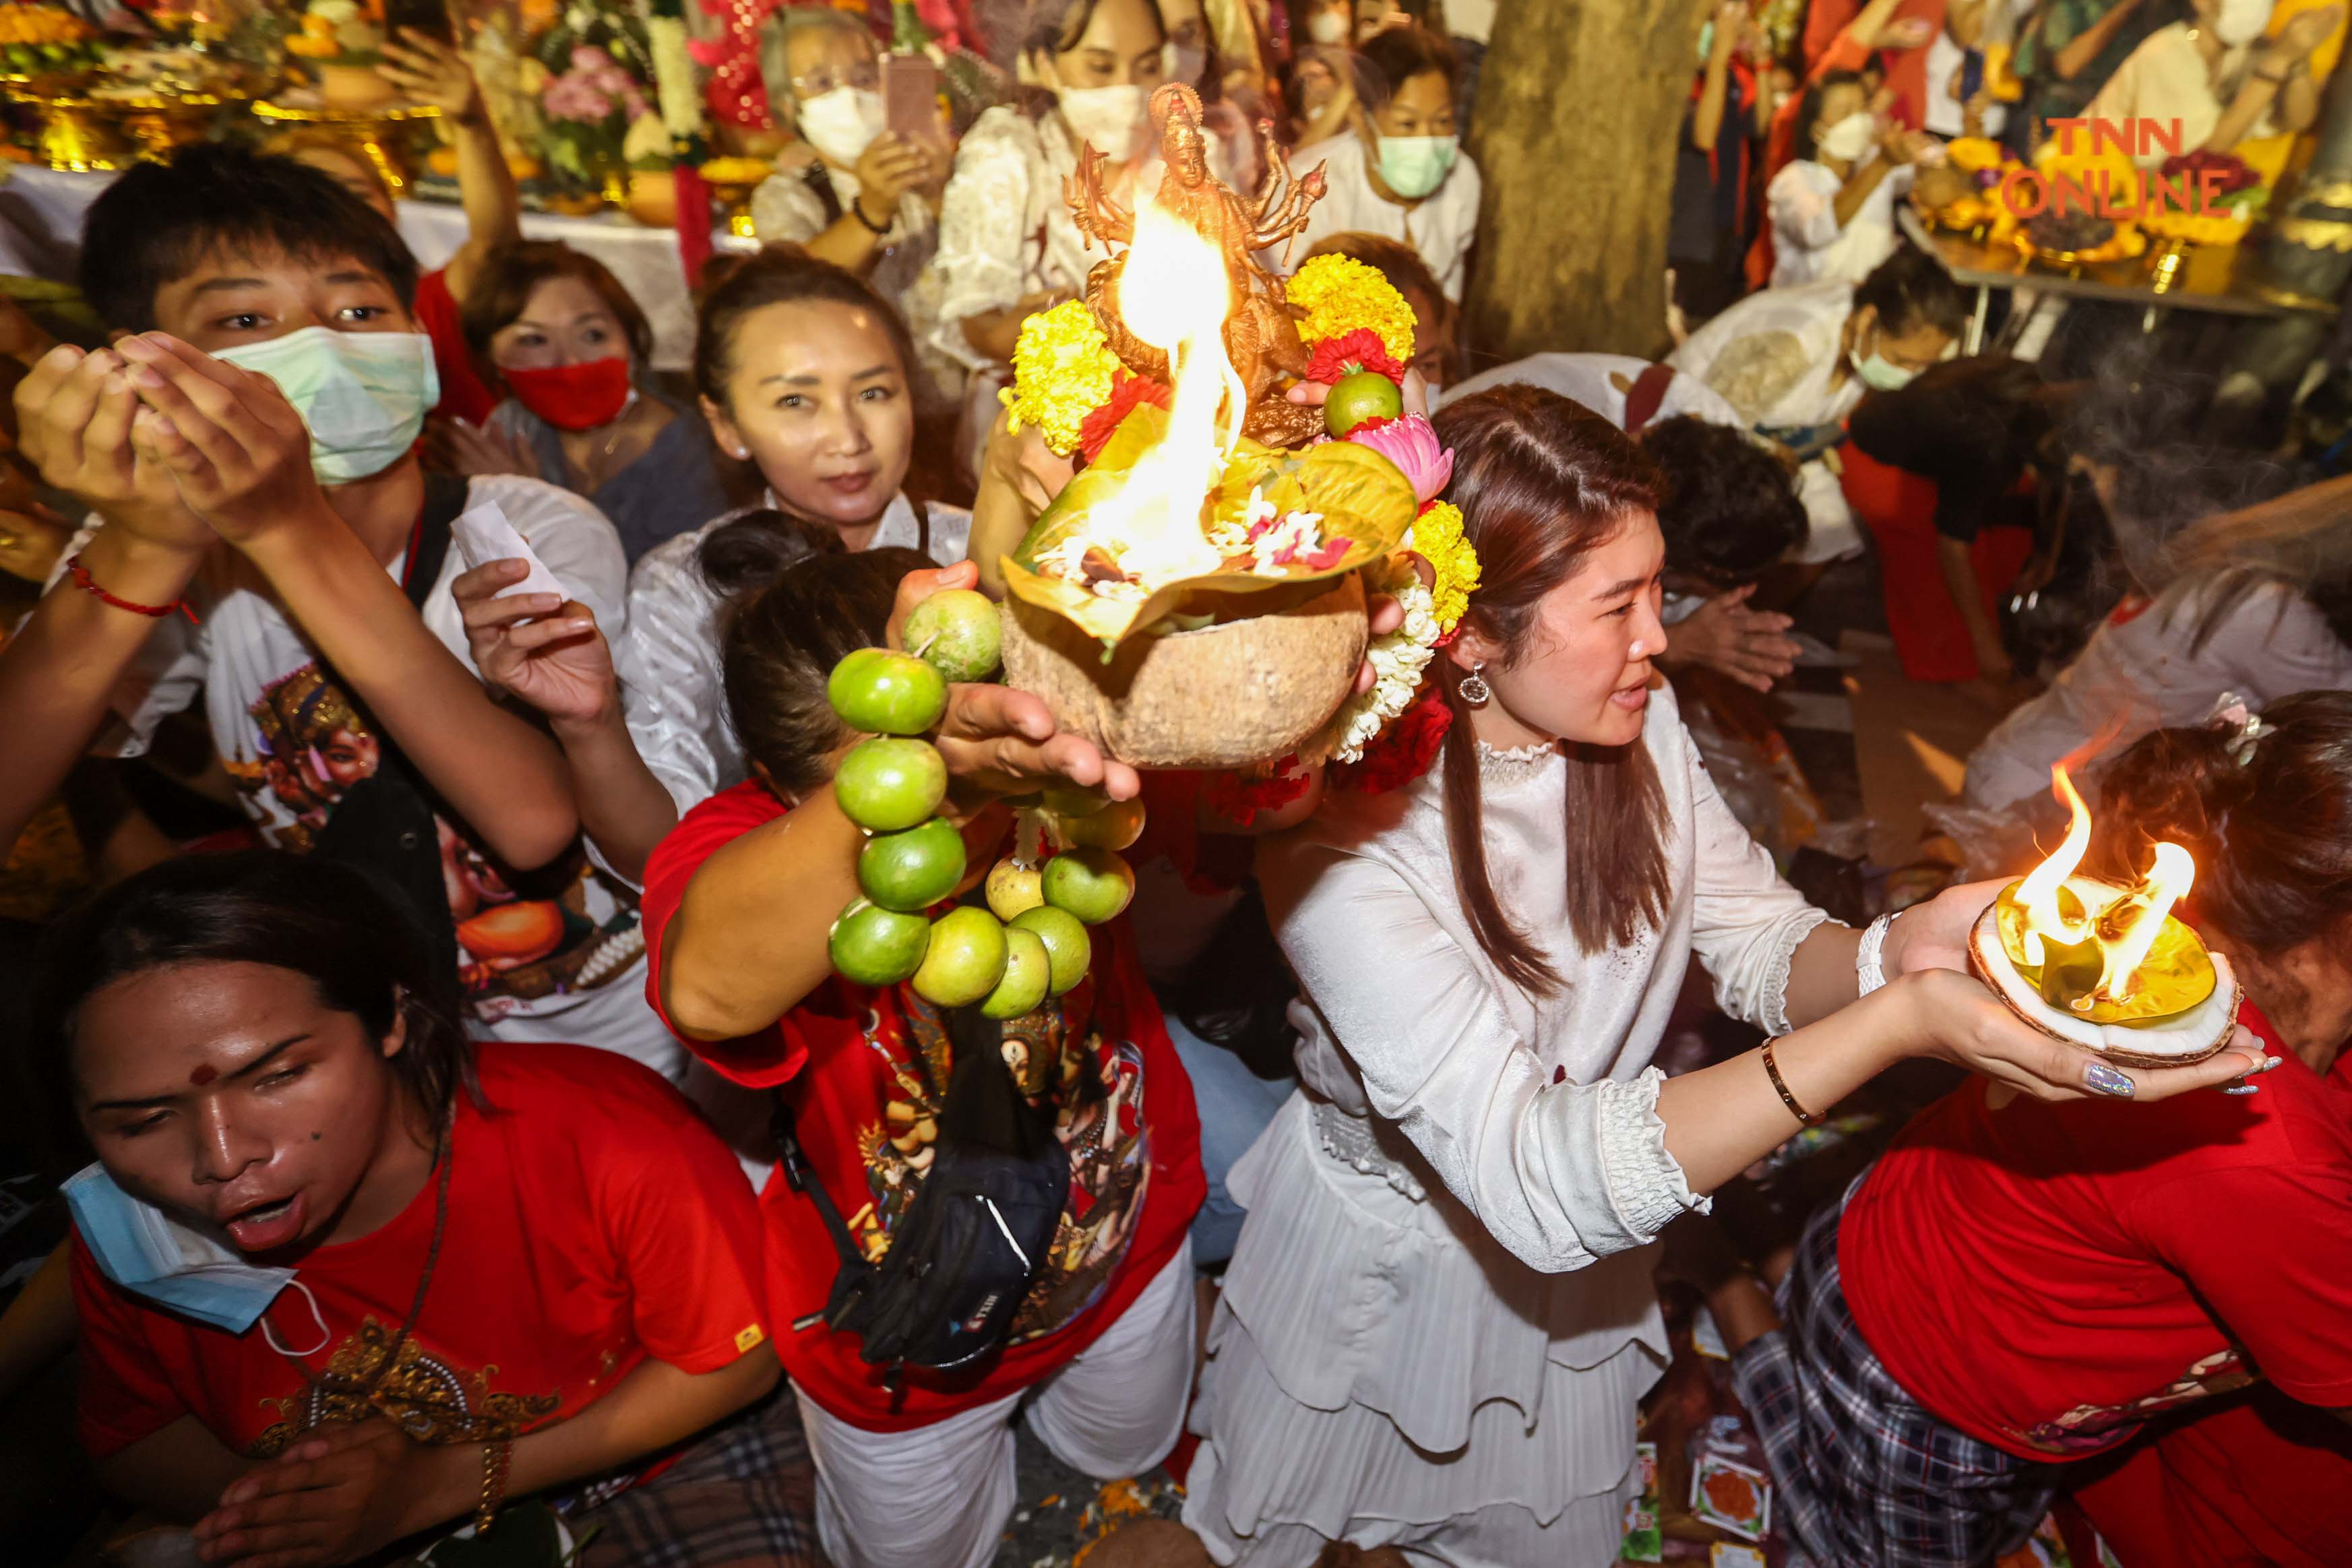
[999,301,1121,457]
[1412,501,1479,633]
[1286,254,1416,364]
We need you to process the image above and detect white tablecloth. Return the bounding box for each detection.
[0,162,747,369]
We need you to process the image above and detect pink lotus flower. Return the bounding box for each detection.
[1345,413,1452,505]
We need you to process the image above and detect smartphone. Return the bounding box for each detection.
[383,0,454,46]
[883,54,939,139]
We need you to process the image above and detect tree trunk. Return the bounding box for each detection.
[1464,0,1714,366]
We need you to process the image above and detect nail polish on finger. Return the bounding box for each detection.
[2084,1061,2134,1098]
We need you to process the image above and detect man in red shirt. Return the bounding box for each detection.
[46,852,805,1567]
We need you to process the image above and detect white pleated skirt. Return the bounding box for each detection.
[1182,1092,1670,1568]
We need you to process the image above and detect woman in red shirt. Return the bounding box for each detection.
[1694,691,2352,1567]
[38,852,803,1568]
[640,546,1209,1568]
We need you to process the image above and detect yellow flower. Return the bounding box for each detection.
[999,301,1120,458]
[1286,254,1415,363]
[1411,501,1479,633]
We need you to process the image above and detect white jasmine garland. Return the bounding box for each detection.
[1304,557,1440,766]
[644,13,705,142]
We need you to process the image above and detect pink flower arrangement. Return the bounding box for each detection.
[543,44,649,125]
[1344,413,1453,506]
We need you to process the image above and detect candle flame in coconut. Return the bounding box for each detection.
[1086,206,1245,586]
[2013,763,2200,1005]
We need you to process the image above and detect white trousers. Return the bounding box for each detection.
[795,1238,1196,1568]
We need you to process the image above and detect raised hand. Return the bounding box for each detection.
[379,24,483,120]
[12,343,214,553]
[115,333,332,544]
[1665,584,1799,691]
[452,559,612,727]
[851,131,937,220]
[426,416,540,480]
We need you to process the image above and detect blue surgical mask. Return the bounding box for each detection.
[63,1163,297,1334]
[1851,348,1919,392]
[1374,133,1458,199]
[213,325,439,485]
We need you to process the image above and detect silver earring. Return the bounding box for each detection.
[1460,664,1491,706]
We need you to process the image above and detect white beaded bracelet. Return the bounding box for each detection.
[1857,911,1896,997]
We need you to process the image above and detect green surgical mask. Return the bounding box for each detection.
[1374,133,1458,199]
[1851,348,1919,392]
[213,326,439,484]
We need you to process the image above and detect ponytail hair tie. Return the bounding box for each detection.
[2207,691,2273,768]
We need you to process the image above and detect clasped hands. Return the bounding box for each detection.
[13,333,330,559]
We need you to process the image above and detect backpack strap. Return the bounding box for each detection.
[772,1094,872,1274]
[801,158,844,227]
[402,473,471,612]
[1623,362,1679,435]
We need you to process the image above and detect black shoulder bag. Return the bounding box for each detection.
[311,474,475,985]
[774,1001,1070,1389]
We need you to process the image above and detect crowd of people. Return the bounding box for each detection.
[5,1,2352,1566]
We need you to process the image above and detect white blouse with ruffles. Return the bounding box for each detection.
[1261,681,1829,1273]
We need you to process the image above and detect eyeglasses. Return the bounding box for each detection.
[791,60,882,100]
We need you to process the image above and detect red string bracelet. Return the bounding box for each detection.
[65,553,198,624]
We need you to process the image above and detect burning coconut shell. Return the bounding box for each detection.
[1967,876,2241,1068]
[999,573,1367,769]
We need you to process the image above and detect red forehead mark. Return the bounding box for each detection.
[188,1063,219,1087]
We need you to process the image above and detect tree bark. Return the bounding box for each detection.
[1464,0,1714,365]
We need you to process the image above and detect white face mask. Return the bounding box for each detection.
[2213,0,2272,46]
[798,84,887,169]
[1055,82,1151,161]
[212,325,438,484]
[1816,110,1876,162]
[1308,10,1351,44]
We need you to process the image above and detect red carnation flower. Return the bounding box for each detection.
[1203,755,1311,826]
[1078,373,1173,464]
[1330,681,1452,796]
[1305,328,1407,386]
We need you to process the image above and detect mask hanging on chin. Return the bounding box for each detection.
[213,325,439,484]
[2213,0,2273,47]
[1053,80,1152,160]
[503,356,635,432]
[1374,133,1459,199]
[1815,111,1877,163]
[62,1163,297,1334]
[797,84,888,168]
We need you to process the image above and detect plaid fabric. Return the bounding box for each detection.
[571,1387,826,1568]
[1730,1179,2060,1568]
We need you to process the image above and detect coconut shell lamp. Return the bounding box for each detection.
[994,83,1423,770]
[1967,765,2241,1067]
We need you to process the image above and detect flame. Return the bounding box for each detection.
[2010,763,2202,1009]
[1083,206,1243,586]
[2012,763,2095,964]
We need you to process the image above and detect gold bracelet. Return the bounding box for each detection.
[1762,1041,1823,1128]
[475,1438,514,1534]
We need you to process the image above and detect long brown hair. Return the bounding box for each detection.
[1429,385,1671,993]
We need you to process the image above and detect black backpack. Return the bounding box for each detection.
[774,1003,1070,1390]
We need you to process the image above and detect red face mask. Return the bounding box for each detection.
[501,356,633,431]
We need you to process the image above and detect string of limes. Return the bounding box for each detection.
[825,589,1138,1017]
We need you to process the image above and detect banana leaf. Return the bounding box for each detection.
[1004,405,1418,646]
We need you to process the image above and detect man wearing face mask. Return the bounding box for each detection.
[751,9,948,319]
[2081,0,2339,168]
[1670,243,1970,566]
[11,144,685,1084]
[923,0,1171,480]
[1285,24,1479,302]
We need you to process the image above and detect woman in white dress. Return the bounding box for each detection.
[923,0,1171,475]
[1766,67,1934,289]
[1181,385,2267,1567]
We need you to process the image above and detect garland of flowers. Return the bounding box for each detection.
[1286,254,1417,363]
[999,301,1121,458]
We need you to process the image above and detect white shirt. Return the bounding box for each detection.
[921,106,1113,377]
[54,476,681,1081]
[1923,6,2033,139]
[1287,131,1483,303]
[1766,156,1913,288]
[1439,351,1746,430]
[1964,582,2352,811]
[2086,22,2273,168]
[1260,684,1830,1275]
[618,493,973,813]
